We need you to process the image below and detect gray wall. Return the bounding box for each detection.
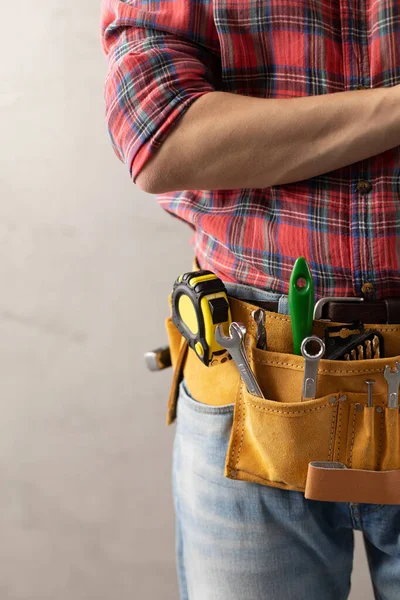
[0,1,373,598]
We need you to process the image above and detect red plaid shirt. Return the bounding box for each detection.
[100,0,400,300]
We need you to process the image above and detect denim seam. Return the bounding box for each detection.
[225,283,283,303]
[363,540,383,599]
[360,504,386,516]
[173,457,189,600]
[184,405,234,415]
[349,506,358,529]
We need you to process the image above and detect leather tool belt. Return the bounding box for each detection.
[164,282,400,505]
[246,297,400,324]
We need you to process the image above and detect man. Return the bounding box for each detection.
[100,1,400,598]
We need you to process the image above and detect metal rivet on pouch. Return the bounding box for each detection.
[339,395,347,402]
[376,406,384,413]
[355,403,364,412]
[329,396,336,404]
[230,469,238,478]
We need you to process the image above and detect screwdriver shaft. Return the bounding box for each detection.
[365,379,375,408]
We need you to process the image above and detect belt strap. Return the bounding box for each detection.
[305,462,400,504]
[248,298,400,324]
[166,337,188,425]
[324,299,400,324]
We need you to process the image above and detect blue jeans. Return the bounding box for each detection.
[172,282,400,600]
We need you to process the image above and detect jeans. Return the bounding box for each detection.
[172,282,400,600]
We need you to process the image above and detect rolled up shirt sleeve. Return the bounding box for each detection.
[100,0,222,185]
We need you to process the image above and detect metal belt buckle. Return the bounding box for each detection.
[313,297,364,322]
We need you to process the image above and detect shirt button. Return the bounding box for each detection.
[356,84,367,90]
[361,282,375,297]
[356,180,372,194]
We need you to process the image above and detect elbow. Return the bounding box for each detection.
[134,168,158,194]
[133,154,180,194]
[134,161,165,194]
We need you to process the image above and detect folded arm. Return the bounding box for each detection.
[100,0,221,191]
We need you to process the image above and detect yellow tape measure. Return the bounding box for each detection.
[171,270,232,366]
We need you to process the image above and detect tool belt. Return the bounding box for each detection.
[164,273,400,505]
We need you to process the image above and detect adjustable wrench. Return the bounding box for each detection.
[383,362,400,408]
[215,322,264,398]
[301,335,326,400]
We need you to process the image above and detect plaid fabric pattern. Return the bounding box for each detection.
[101,0,400,299]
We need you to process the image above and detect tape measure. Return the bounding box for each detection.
[171,270,232,366]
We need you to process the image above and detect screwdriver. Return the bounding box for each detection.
[365,379,375,408]
[288,257,315,355]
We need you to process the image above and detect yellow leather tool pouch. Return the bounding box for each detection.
[165,294,400,505]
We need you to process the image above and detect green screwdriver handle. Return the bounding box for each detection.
[288,257,315,355]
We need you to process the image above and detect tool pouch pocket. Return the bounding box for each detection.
[381,407,400,471]
[347,403,380,472]
[225,346,339,491]
[225,340,400,503]
[225,380,338,490]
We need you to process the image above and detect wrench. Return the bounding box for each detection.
[215,322,264,398]
[383,362,400,408]
[301,336,326,400]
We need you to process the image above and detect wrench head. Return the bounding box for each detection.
[300,336,325,360]
[384,364,400,381]
[215,322,246,349]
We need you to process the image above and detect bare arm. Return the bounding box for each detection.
[137,86,400,193]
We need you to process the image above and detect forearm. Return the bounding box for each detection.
[139,86,400,193]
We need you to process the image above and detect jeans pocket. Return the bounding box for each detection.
[174,379,236,488]
[176,379,235,444]
[178,379,235,415]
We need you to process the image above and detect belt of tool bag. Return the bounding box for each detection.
[165,261,400,504]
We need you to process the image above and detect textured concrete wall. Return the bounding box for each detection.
[0,1,373,598]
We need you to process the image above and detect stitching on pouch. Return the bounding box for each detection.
[349,406,357,468]
[328,403,337,461]
[230,383,242,468]
[365,326,400,332]
[236,384,246,469]
[336,403,342,462]
[377,408,384,469]
[253,356,398,375]
[244,400,331,414]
